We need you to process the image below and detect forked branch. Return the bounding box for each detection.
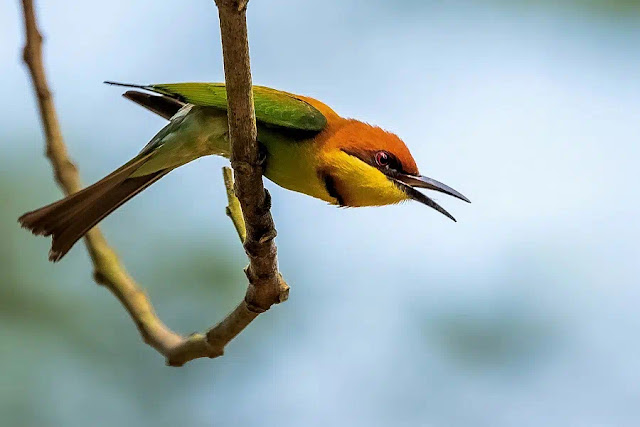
[19,0,287,367]
[215,0,289,311]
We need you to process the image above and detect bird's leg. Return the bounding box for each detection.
[257,142,268,170]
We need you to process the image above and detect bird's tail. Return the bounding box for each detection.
[19,154,169,262]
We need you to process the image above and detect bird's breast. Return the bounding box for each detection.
[259,128,336,204]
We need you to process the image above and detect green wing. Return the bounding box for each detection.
[147,82,327,132]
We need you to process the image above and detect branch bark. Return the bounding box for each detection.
[19,0,286,367]
[215,0,289,311]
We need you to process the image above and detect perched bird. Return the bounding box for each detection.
[19,82,470,261]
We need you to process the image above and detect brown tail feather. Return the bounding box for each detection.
[19,155,168,262]
[20,154,153,233]
[48,171,168,261]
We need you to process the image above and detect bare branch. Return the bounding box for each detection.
[215,0,289,312]
[20,0,187,363]
[19,0,281,366]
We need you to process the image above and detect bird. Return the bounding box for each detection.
[19,81,470,262]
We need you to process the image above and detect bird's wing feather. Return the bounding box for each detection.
[122,90,185,120]
[131,82,327,132]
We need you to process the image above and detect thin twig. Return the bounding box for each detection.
[19,0,280,367]
[20,0,185,363]
[223,167,246,242]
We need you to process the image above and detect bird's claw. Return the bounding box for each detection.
[257,143,268,169]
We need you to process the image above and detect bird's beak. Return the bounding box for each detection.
[392,174,470,222]
[396,174,470,203]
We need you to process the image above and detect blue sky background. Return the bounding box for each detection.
[2,1,640,426]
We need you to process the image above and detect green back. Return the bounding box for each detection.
[149,83,327,132]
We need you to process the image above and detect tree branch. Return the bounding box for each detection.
[215,0,289,312]
[19,0,286,367]
[223,167,246,242]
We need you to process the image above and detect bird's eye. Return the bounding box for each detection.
[375,151,390,167]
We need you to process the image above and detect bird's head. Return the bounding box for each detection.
[323,120,469,220]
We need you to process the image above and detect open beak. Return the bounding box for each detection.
[392,174,470,222]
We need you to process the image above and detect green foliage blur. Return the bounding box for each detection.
[1,155,254,425]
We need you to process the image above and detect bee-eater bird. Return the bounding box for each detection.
[19,82,470,261]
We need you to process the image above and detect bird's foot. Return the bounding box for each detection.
[257,143,268,170]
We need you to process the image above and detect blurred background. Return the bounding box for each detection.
[2,0,639,425]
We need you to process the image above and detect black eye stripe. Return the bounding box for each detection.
[374,151,402,171]
[341,148,407,174]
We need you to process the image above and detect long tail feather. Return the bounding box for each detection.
[48,171,168,261]
[19,155,168,262]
